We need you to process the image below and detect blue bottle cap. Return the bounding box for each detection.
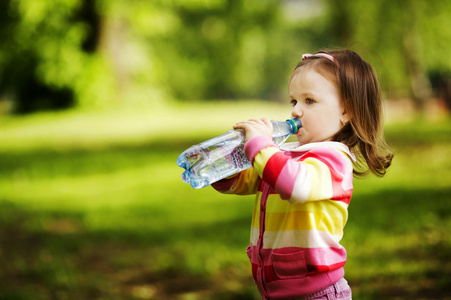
[286,118,302,134]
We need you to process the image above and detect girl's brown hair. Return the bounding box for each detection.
[294,49,393,177]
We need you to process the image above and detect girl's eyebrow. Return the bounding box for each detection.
[290,92,316,99]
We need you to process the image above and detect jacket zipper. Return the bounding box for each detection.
[258,183,270,298]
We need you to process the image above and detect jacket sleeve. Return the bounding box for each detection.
[244,136,353,204]
[211,167,260,195]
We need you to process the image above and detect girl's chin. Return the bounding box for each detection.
[296,137,310,145]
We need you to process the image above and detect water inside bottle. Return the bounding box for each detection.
[177,136,251,188]
[177,118,301,189]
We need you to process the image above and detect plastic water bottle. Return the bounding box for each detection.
[177,118,302,189]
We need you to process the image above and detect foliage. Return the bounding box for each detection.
[325,0,451,104]
[0,0,117,113]
[89,0,311,102]
[0,102,450,299]
[1,0,450,113]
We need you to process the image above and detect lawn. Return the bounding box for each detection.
[0,102,450,300]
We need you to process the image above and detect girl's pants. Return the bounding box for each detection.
[298,277,352,300]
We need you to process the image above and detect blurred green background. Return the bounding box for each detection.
[1,0,450,299]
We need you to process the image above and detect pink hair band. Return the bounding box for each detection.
[302,53,338,66]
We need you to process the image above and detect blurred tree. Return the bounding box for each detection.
[0,0,121,113]
[325,0,451,109]
[144,0,295,101]
[91,0,322,103]
[0,0,78,113]
[78,0,101,53]
[1,0,450,113]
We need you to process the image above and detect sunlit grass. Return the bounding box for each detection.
[0,102,450,299]
[0,101,292,151]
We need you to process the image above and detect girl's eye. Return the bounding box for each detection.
[290,99,297,106]
[306,98,315,104]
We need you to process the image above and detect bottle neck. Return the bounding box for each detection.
[286,118,301,134]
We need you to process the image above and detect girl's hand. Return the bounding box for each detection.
[233,118,273,142]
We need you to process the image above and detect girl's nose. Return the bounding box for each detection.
[291,105,303,119]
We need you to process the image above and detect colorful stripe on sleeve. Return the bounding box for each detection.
[244,136,353,204]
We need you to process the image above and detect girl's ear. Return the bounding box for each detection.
[341,110,350,124]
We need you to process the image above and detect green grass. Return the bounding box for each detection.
[0,102,450,299]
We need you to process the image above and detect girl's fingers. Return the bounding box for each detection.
[261,118,272,127]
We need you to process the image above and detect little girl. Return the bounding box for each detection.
[212,49,393,299]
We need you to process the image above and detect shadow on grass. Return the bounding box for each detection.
[0,199,256,300]
[0,137,198,178]
[1,186,450,299]
[345,186,451,299]
[1,131,451,299]
[0,137,260,299]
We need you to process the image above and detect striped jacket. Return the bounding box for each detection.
[212,136,355,299]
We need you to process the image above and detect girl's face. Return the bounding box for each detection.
[289,66,346,145]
